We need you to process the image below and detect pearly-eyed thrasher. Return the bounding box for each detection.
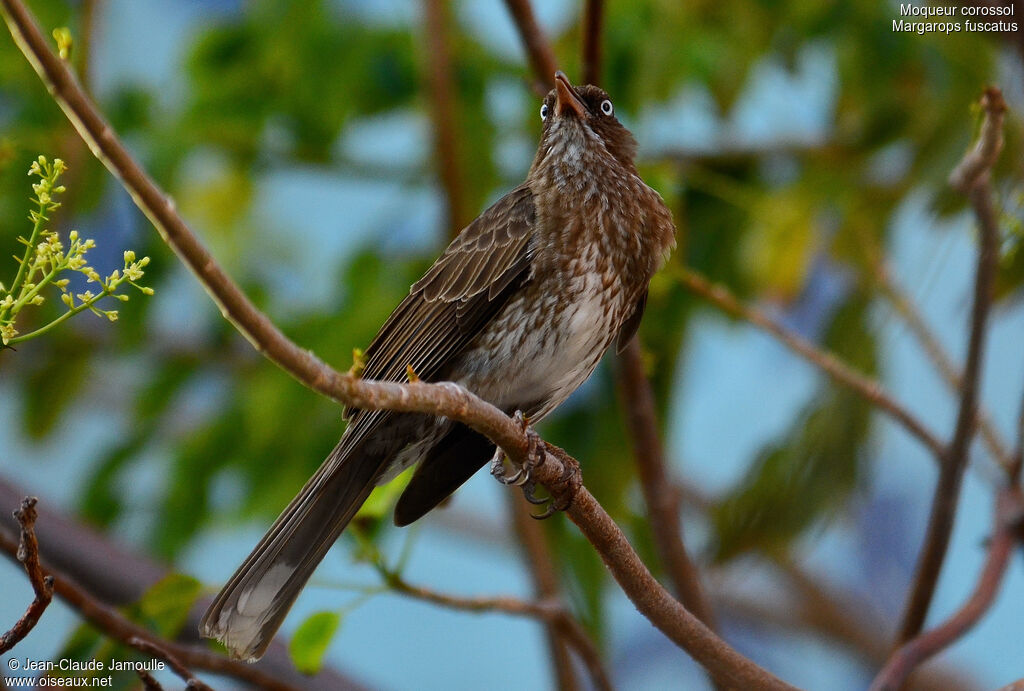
[200,72,676,661]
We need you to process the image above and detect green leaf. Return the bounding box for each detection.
[136,573,203,638]
[289,611,342,674]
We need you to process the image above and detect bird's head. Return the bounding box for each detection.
[533,71,638,172]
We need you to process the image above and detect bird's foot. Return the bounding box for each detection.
[529,442,581,520]
[490,412,580,519]
[489,411,541,487]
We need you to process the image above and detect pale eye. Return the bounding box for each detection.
[600,99,613,116]
[540,103,549,120]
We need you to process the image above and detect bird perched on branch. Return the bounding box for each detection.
[201,71,676,661]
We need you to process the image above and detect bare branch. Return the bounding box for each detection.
[581,0,604,85]
[617,340,716,629]
[0,2,798,687]
[896,87,1006,645]
[949,88,1007,194]
[0,515,301,691]
[874,487,1022,691]
[0,497,53,653]
[421,0,470,237]
[1012,386,1024,482]
[674,265,947,459]
[385,564,610,691]
[863,244,1013,472]
[0,480,364,690]
[502,0,559,90]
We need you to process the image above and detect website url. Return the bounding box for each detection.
[5,677,113,688]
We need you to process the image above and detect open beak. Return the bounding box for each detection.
[554,71,586,119]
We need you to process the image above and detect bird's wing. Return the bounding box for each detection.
[341,184,536,445]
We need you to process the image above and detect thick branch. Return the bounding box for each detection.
[502,0,559,90]
[421,0,470,237]
[874,487,1022,691]
[674,266,946,459]
[0,3,796,687]
[617,340,716,628]
[896,87,1005,645]
[0,497,53,653]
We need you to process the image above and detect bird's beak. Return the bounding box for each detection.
[554,71,586,119]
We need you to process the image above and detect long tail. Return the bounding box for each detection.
[199,438,383,661]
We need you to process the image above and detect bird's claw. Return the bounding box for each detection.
[491,411,544,485]
[489,412,580,519]
[521,479,548,505]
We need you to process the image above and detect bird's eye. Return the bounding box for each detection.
[600,99,613,116]
[540,104,549,120]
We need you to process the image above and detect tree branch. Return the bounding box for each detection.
[0,479,366,690]
[581,0,604,85]
[0,2,798,687]
[384,563,610,691]
[507,494,584,691]
[896,87,1006,645]
[858,234,1013,472]
[874,487,1022,691]
[0,501,300,691]
[673,265,947,459]
[127,637,214,691]
[501,0,559,91]
[0,497,53,653]
[421,0,470,237]
[617,340,717,629]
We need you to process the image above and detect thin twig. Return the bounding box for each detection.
[507,495,584,691]
[0,526,300,691]
[502,0,559,91]
[674,265,947,459]
[896,87,1006,645]
[421,0,470,237]
[386,566,610,691]
[874,487,1022,691]
[1012,386,1024,482]
[581,0,604,85]
[858,233,1013,472]
[0,497,54,653]
[0,3,798,687]
[617,340,717,629]
[128,636,214,691]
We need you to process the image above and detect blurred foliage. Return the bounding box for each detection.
[1,0,1022,672]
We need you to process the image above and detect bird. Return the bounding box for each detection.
[200,71,676,661]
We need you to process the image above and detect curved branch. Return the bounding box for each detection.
[896,87,1006,645]
[385,565,610,691]
[873,487,1022,691]
[0,2,797,688]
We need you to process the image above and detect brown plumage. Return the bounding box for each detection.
[200,72,676,661]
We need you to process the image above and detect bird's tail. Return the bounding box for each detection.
[199,439,382,661]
